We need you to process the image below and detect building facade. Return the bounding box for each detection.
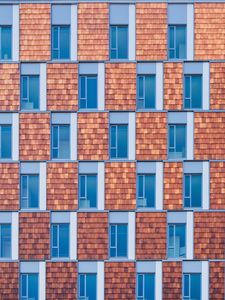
[0,0,224,299]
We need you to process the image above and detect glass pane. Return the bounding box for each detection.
[138,175,144,199]
[22,76,28,100]
[176,26,186,59]
[192,76,202,109]
[52,26,59,59]
[137,274,143,297]
[175,224,186,257]
[86,274,97,300]
[168,125,174,157]
[145,274,155,300]
[80,76,86,104]
[110,225,116,247]
[184,76,191,108]
[190,274,201,300]
[59,224,69,257]
[168,225,174,248]
[176,125,186,158]
[110,126,116,158]
[52,225,58,248]
[59,125,70,159]
[21,175,28,208]
[60,26,70,59]
[21,274,27,297]
[169,26,175,59]
[184,175,190,208]
[80,175,86,199]
[29,76,39,109]
[145,75,155,109]
[183,274,189,297]
[87,77,97,108]
[28,274,38,300]
[145,175,155,208]
[1,26,12,60]
[118,26,128,59]
[117,224,127,257]
[79,274,85,297]
[87,175,97,208]
[110,26,116,49]
[117,125,128,158]
[29,175,39,208]
[191,174,202,207]
[138,76,144,100]
[1,224,11,257]
[52,126,58,158]
[1,125,11,158]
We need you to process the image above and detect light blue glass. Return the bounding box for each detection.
[58,125,70,159]
[117,125,128,158]
[117,224,127,257]
[29,76,39,109]
[110,26,117,59]
[80,175,86,198]
[28,175,39,208]
[60,26,70,59]
[138,175,144,198]
[28,274,38,300]
[22,76,28,100]
[192,75,202,108]
[184,175,191,207]
[191,174,202,207]
[1,26,12,60]
[87,175,97,208]
[59,224,69,257]
[176,224,186,257]
[184,76,191,108]
[118,26,128,59]
[176,25,186,59]
[190,274,201,300]
[138,76,144,99]
[1,125,12,158]
[145,75,156,108]
[52,125,58,158]
[87,77,97,108]
[169,125,174,151]
[176,125,186,158]
[1,224,11,258]
[86,274,97,300]
[168,225,174,248]
[145,175,155,208]
[169,26,175,59]
[110,125,116,158]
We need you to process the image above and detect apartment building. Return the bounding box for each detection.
[0,1,224,299]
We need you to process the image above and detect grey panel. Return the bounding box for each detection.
[184,62,203,75]
[110,4,129,25]
[0,212,12,223]
[78,262,97,273]
[20,262,39,273]
[183,261,202,273]
[137,162,156,174]
[52,113,71,124]
[168,4,187,25]
[183,162,203,174]
[137,63,156,75]
[110,112,129,124]
[109,212,128,224]
[20,163,40,174]
[136,261,156,273]
[167,212,187,223]
[79,63,98,75]
[52,5,71,25]
[51,212,70,223]
[21,64,40,75]
[0,113,12,124]
[79,162,98,174]
[168,112,187,124]
[0,6,12,25]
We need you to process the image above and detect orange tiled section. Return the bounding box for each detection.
[195,3,225,60]
[194,112,225,160]
[164,162,183,210]
[46,262,77,300]
[105,162,136,210]
[210,162,225,210]
[136,212,167,260]
[47,64,78,111]
[164,62,183,110]
[19,212,50,260]
[194,212,225,259]
[19,113,50,161]
[105,63,136,110]
[47,162,78,210]
[136,112,167,160]
[136,3,167,60]
[210,62,225,109]
[0,262,19,300]
[78,3,109,61]
[0,164,19,211]
[163,262,182,300]
[105,262,136,300]
[210,261,225,300]
[20,4,51,60]
[77,212,108,260]
[78,112,109,161]
[0,64,19,111]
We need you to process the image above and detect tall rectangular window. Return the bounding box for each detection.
[184,75,202,109]
[183,273,201,300]
[52,25,70,59]
[21,75,39,110]
[137,273,155,300]
[0,124,12,159]
[110,25,128,59]
[20,273,38,300]
[168,25,186,59]
[184,174,202,208]
[168,124,186,159]
[110,124,128,159]
[79,75,97,109]
[0,26,12,60]
[51,223,69,258]
[168,223,186,258]
[137,75,156,109]
[78,273,97,300]
[137,174,155,208]
[79,174,97,209]
[0,224,11,258]
[20,175,39,209]
[110,224,127,258]
[52,124,70,159]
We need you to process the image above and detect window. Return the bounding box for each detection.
[183,273,201,300]
[110,25,128,59]
[137,273,155,300]
[184,75,202,109]
[168,25,186,59]
[168,124,186,159]
[20,273,38,300]
[110,124,128,159]
[137,75,155,109]
[0,26,12,60]
[21,175,39,209]
[52,124,70,159]
[0,124,12,159]
[52,25,70,59]
[51,223,69,258]
[79,273,97,300]
[137,174,155,208]
[110,224,127,258]
[0,224,11,258]
[184,174,202,208]
[168,223,186,258]
[21,75,39,110]
[79,76,97,109]
[79,174,97,209]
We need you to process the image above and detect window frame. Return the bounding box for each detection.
[20,75,40,110]
[137,74,156,110]
[109,124,128,159]
[109,223,128,259]
[137,173,156,209]
[20,273,39,300]
[51,223,70,259]
[168,123,187,160]
[20,174,39,209]
[0,25,12,61]
[78,273,97,300]
[78,173,98,209]
[136,273,155,300]
[168,24,187,60]
[0,124,12,159]
[51,124,70,160]
[110,24,128,60]
[184,74,202,109]
[51,25,70,60]
[0,223,11,258]
[167,223,186,259]
[183,173,202,209]
[79,75,98,109]
[183,273,201,300]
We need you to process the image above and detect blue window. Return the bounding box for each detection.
[168,124,186,159]
[110,124,128,159]
[110,224,127,258]
[79,76,97,109]
[0,224,11,258]
[21,273,38,300]
[184,174,202,208]
[184,75,202,109]
[137,75,156,109]
[79,174,97,209]
[110,25,128,59]
[21,75,39,110]
[52,25,70,59]
[21,175,39,209]
[0,124,12,159]
[137,273,155,300]
[52,124,70,159]
[79,273,97,300]
[183,273,201,300]
[137,174,155,208]
[51,223,69,258]
[168,223,186,258]
[168,25,186,59]
[0,26,12,60]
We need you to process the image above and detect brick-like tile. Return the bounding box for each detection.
[210,261,225,300]
[210,62,225,110]
[163,261,182,300]
[210,162,225,210]
[0,262,19,300]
